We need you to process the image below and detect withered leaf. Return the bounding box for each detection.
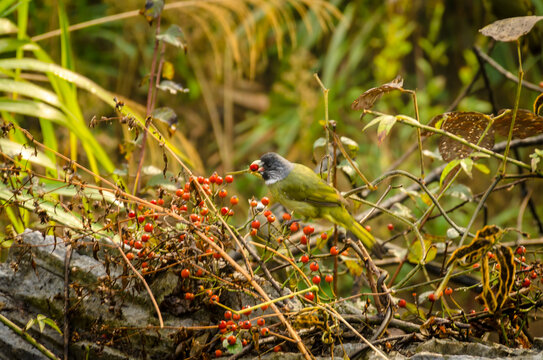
[493,109,543,139]
[428,112,494,162]
[479,16,543,42]
[533,93,543,115]
[351,75,404,111]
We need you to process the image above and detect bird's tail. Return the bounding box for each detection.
[333,209,386,257]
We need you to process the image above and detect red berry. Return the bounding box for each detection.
[523,278,531,288]
[261,197,270,206]
[157,198,164,206]
[263,210,272,217]
[398,299,406,307]
[225,175,234,183]
[213,252,222,259]
[134,241,142,250]
[330,246,339,256]
[257,318,265,326]
[210,295,219,303]
[220,207,229,216]
[230,196,239,206]
[250,200,258,207]
[304,292,315,301]
[128,210,136,218]
[273,345,281,352]
[250,229,257,236]
[290,222,300,232]
[218,320,227,329]
[141,234,150,242]
[267,214,276,223]
[176,189,183,197]
[320,232,328,240]
[200,207,209,216]
[138,215,145,223]
[233,313,240,321]
[516,246,526,255]
[185,292,195,300]
[300,255,309,264]
[242,339,247,346]
[531,271,538,279]
[251,220,261,229]
[218,189,227,198]
[445,287,453,296]
[387,223,394,231]
[195,268,203,276]
[126,252,134,261]
[181,268,190,278]
[300,235,308,245]
[312,275,321,284]
[215,349,222,357]
[261,304,269,311]
[182,192,191,201]
[150,199,157,205]
[303,225,314,235]
[190,213,200,222]
[260,327,269,336]
[179,204,188,212]
[144,223,153,232]
[197,176,204,184]
[428,293,436,302]
[325,275,333,283]
[224,311,232,320]
[241,305,252,316]
[472,263,480,269]
[282,213,291,221]
[309,261,319,272]
[215,176,223,185]
[242,320,251,329]
[227,335,236,345]
[365,225,372,232]
[487,251,494,259]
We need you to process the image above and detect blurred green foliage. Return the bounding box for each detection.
[2,0,543,241]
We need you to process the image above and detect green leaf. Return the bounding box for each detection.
[439,159,460,187]
[156,25,186,49]
[473,162,490,175]
[151,107,177,126]
[39,315,62,335]
[408,239,436,264]
[376,114,397,142]
[363,115,394,132]
[391,203,415,221]
[460,158,473,178]
[340,136,359,157]
[157,80,189,95]
[222,333,243,354]
[530,149,543,172]
[0,18,17,34]
[0,138,58,170]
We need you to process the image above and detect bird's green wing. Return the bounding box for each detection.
[274,164,345,207]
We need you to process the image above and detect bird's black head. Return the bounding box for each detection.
[255,152,294,185]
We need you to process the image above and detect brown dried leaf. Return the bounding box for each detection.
[493,109,543,139]
[479,16,543,42]
[533,93,543,115]
[351,75,404,111]
[429,112,494,162]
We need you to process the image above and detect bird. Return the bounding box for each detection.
[251,152,378,252]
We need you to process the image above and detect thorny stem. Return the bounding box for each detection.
[133,14,162,196]
[500,40,524,174]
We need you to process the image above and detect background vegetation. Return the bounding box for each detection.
[1,0,543,359]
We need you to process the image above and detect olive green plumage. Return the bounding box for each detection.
[255,152,376,250]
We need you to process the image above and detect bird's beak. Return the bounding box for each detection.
[250,160,264,178]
